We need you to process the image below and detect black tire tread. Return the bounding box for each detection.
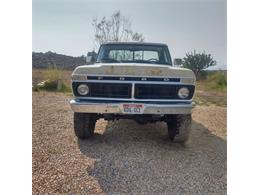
[74,113,96,139]
[167,114,192,143]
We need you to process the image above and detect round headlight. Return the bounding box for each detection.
[77,84,89,95]
[178,87,190,99]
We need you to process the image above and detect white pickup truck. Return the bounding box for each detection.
[70,42,196,143]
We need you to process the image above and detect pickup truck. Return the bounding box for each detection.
[70,42,196,143]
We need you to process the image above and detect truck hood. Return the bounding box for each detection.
[73,63,195,78]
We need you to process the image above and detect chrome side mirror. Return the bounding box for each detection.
[174,58,182,65]
[86,55,96,64]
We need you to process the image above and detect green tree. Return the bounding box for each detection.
[92,10,144,47]
[183,50,216,79]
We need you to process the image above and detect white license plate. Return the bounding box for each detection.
[120,104,145,114]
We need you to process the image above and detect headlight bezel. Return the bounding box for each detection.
[77,84,89,95]
[178,87,190,99]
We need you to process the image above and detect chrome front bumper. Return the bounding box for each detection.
[70,100,195,114]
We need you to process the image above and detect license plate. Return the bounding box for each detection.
[120,104,145,114]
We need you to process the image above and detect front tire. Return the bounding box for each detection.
[167,114,192,143]
[74,113,96,139]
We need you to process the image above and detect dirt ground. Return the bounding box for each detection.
[32,92,226,194]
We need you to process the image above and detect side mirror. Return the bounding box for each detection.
[86,55,96,64]
[174,58,182,66]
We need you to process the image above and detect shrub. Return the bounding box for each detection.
[205,71,227,91]
[32,85,40,92]
[182,50,216,79]
[196,70,208,80]
[33,66,71,92]
[44,66,63,82]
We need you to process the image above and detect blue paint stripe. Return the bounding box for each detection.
[87,76,180,82]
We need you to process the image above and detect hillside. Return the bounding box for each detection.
[32,51,86,69]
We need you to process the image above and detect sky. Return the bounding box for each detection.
[32,0,226,67]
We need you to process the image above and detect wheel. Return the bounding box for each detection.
[167,114,192,143]
[74,113,96,139]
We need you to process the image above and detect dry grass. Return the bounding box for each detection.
[32,68,72,87]
[195,80,227,107]
[33,68,73,92]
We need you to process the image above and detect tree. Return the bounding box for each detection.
[182,50,216,79]
[92,10,144,47]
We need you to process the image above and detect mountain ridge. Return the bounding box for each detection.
[32,51,86,69]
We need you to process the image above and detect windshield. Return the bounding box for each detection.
[96,44,172,65]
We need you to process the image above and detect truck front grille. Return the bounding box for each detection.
[73,82,132,98]
[89,83,131,98]
[135,84,175,99]
[134,84,195,100]
[73,82,194,100]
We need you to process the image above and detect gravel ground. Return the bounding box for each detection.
[32,92,227,194]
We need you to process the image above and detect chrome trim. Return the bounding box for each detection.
[72,79,195,85]
[75,96,193,102]
[131,83,135,99]
[70,99,195,114]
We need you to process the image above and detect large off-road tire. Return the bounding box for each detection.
[74,113,96,139]
[167,114,192,143]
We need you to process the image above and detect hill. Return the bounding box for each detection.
[32,51,86,69]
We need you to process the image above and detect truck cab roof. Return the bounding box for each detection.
[101,42,168,47]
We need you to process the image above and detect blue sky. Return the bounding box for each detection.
[32,0,226,67]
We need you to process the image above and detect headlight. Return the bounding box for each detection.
[77,84,89,95]
[178,87,190,99]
